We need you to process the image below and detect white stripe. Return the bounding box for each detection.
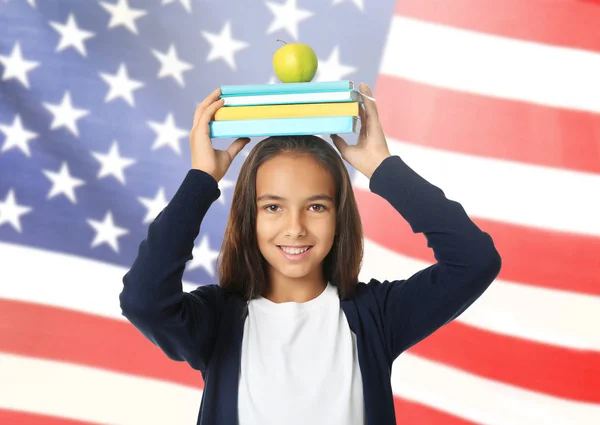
[392,353,600,425]
[352,137,600,237]
[2,241,599,352]
[358,238,600,351]
[0,353,202,424]
[381,16,600,113]
[2,352,599,425]
[0,241,203,322]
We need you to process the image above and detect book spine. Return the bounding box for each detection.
[222,91,359,106]
[209,116,357,138]
[214,102,359,120]
[220,80,353,96]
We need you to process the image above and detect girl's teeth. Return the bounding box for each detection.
[280,247,309,254]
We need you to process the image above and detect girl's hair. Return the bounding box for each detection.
[216,135,364,317]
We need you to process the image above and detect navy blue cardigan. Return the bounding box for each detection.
[119,155,502,425]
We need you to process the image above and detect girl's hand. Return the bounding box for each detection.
[331,83,392,179]
[190,88,251,182]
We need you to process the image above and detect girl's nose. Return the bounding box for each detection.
[285,212,307,237]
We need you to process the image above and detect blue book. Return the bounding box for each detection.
[209,116,359,138]
[220,80,354,96]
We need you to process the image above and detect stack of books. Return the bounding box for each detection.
[208,80,361,138]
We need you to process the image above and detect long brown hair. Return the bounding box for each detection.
[217,135,364,314]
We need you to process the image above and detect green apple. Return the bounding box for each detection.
[272,40,318,83]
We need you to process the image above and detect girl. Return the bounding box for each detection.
[119,83,502,425]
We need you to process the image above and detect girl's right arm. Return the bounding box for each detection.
[119,88,251,372]
[119,168,222,372]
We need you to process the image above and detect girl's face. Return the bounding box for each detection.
[255,154,337,287]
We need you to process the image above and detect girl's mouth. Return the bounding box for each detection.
[277,246,313,261]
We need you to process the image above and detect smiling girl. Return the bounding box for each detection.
[119,83,502,425]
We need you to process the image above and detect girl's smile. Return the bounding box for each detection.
[278,245,313,261]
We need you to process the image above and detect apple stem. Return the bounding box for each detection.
[276,39,287,45]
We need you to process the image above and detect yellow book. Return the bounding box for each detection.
[214,102,359,121]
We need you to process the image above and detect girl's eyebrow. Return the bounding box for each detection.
[256,194,334,203]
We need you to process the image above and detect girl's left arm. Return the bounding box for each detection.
[331,83,501,363]
[367,154,502,362]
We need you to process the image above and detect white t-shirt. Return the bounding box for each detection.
[238,282,366,425]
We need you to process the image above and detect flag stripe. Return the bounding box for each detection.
[393,398,482,425]
[4,351,599,425]
[395,0,600,53]
[354,176,600,296]
[4,296,599,403]
[0,410,101,425]
[0,353,203,425]
[359,237,600,352]
[392,354,600,425]
[380,16,600,113]
[375,137,600,238]
[0,298,200,388]
[409,321,600,403]
[375,74,600,175]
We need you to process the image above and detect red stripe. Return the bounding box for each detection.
[409,321,600,404]
[0,410,99,425]
[375,75,600,175]
[356,188,600,297]
[393,398,478,425]
[395,0,600,53]
[0,299,203,389]
[2,296,600,403]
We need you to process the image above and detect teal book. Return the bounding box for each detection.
[220,80,354,96]
[221,90,361,106]
[209,116,359,138]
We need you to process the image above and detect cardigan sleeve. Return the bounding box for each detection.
[119,168,223,373]
[367,155,502,362]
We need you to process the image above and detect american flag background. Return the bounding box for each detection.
[1,0,599,423]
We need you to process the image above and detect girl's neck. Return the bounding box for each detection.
[262,278,327,304]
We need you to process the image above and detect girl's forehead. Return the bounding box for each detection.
[256,156,335,198]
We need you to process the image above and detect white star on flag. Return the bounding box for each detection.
[151,44,194,87]
[99,63,144,107]
[161,0,192,13]
[0,114,38,157]
[100,0,147,35]
[91,141,136,185]
[42,162,86,204]
[43,92,90,137]
[146,112,188,155]
[0,42,40,89]
[216,179,235,205]
[87,210,129,253]
[49,13,96,57]
[332,0,364,12]
[187,234,220,276]
[201,21,249,70]
[316,45,357,81]
[0,188,32,233]
[138,187,169,224]
[265,0,314,40]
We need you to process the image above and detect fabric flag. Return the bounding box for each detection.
[1,0,598,424]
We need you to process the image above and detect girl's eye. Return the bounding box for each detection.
[263,204,327,212]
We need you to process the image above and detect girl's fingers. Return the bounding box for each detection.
[196,98,225,136]
[358,103,367,138]
[227,137,251,159]
[193,87,222,128]
[330,134,348,158]
[359,83,380,128]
